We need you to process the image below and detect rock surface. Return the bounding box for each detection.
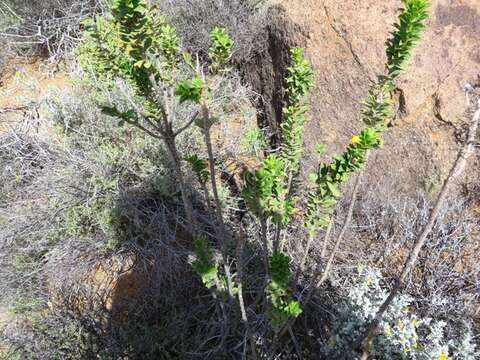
[267,0,480,192]
[47,253,151,328]
[254,0,480,318]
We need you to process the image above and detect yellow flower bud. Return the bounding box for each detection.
[438,352,449,360]
[384,325,392,337]
[351,135,361,145]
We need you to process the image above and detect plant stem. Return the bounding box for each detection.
[315,174,361,289]
[201,103,226,238]
[291,232,314,291]
[237,225,258,360]
[164,136,194,233]
[320,219,333,259]
[273,224,281,252]
[260,218,270,276]
[292,217,333,291]
[274,174,362,349]
[200,181,214,215]
[200,101,234,297]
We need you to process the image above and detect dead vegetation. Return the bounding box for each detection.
[0,0,105,62]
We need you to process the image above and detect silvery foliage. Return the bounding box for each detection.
[322,268,478,359]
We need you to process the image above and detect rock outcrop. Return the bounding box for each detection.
[257,0,480,192]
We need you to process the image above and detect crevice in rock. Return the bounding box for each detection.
[389,87,408,126]
[238,5,307,148]
[396,88,407,117]
[432,92,462,143]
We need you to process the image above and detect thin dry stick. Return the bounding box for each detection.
[273,224,282,252]
[292,219,332,291]
[236,226,258,360]
[291,232,315,290]
[320,218,334,259]
[253,218,270,308]
[260,219,270,276]
[164,135,194,233]
[0,0,24,21]
[306,174,362,305]
[355,99,480,357]
[0,106,28,114]
[200,98,235,297]
[202,103,227,238]
[198,71,228,244]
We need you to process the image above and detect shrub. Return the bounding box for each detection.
[241,127,268,156]
[347,185,480,322]
[156,0,267,63]
[72,0,437,357]
[0,86,203,357]
[0,0,105,60]
[322,268,479,360]
[3,0,478,359]
[3,310,96,360]
[1,1,258,356]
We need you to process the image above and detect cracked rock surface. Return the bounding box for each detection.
[267,0,479,193]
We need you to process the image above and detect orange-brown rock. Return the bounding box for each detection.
[261,0,480,192]
[48,253,151,327]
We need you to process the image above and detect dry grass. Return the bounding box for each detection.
[1,1,479,358]
[0,0,105,62]
[157,0,268,64]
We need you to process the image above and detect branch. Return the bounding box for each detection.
[292,218,333,291]
[148,73,169,125]
[320,218,334,258]
[315,174,361,288]
[116,81,164,135]
[354,98,480,355]
[273,175,362,351]
[173,110,199,137]
[236,225,258,360]
[0,1,24,21]
[0,106,28,114]
[123,118,163,140]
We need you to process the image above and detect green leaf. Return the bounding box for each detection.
[175,77,204,103]
[386,0,429,78]
[284,300,302,317]
[326,182,340,197]
[101,106,121,117]
[315,143,326,156]
[186,155,209,184]
[208,27,234,73]
[182,52,195,69]
[191,237,218,289]
[194,116,217,130]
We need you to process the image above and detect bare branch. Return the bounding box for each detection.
[173,110,199,137]
[355,98,480,354]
